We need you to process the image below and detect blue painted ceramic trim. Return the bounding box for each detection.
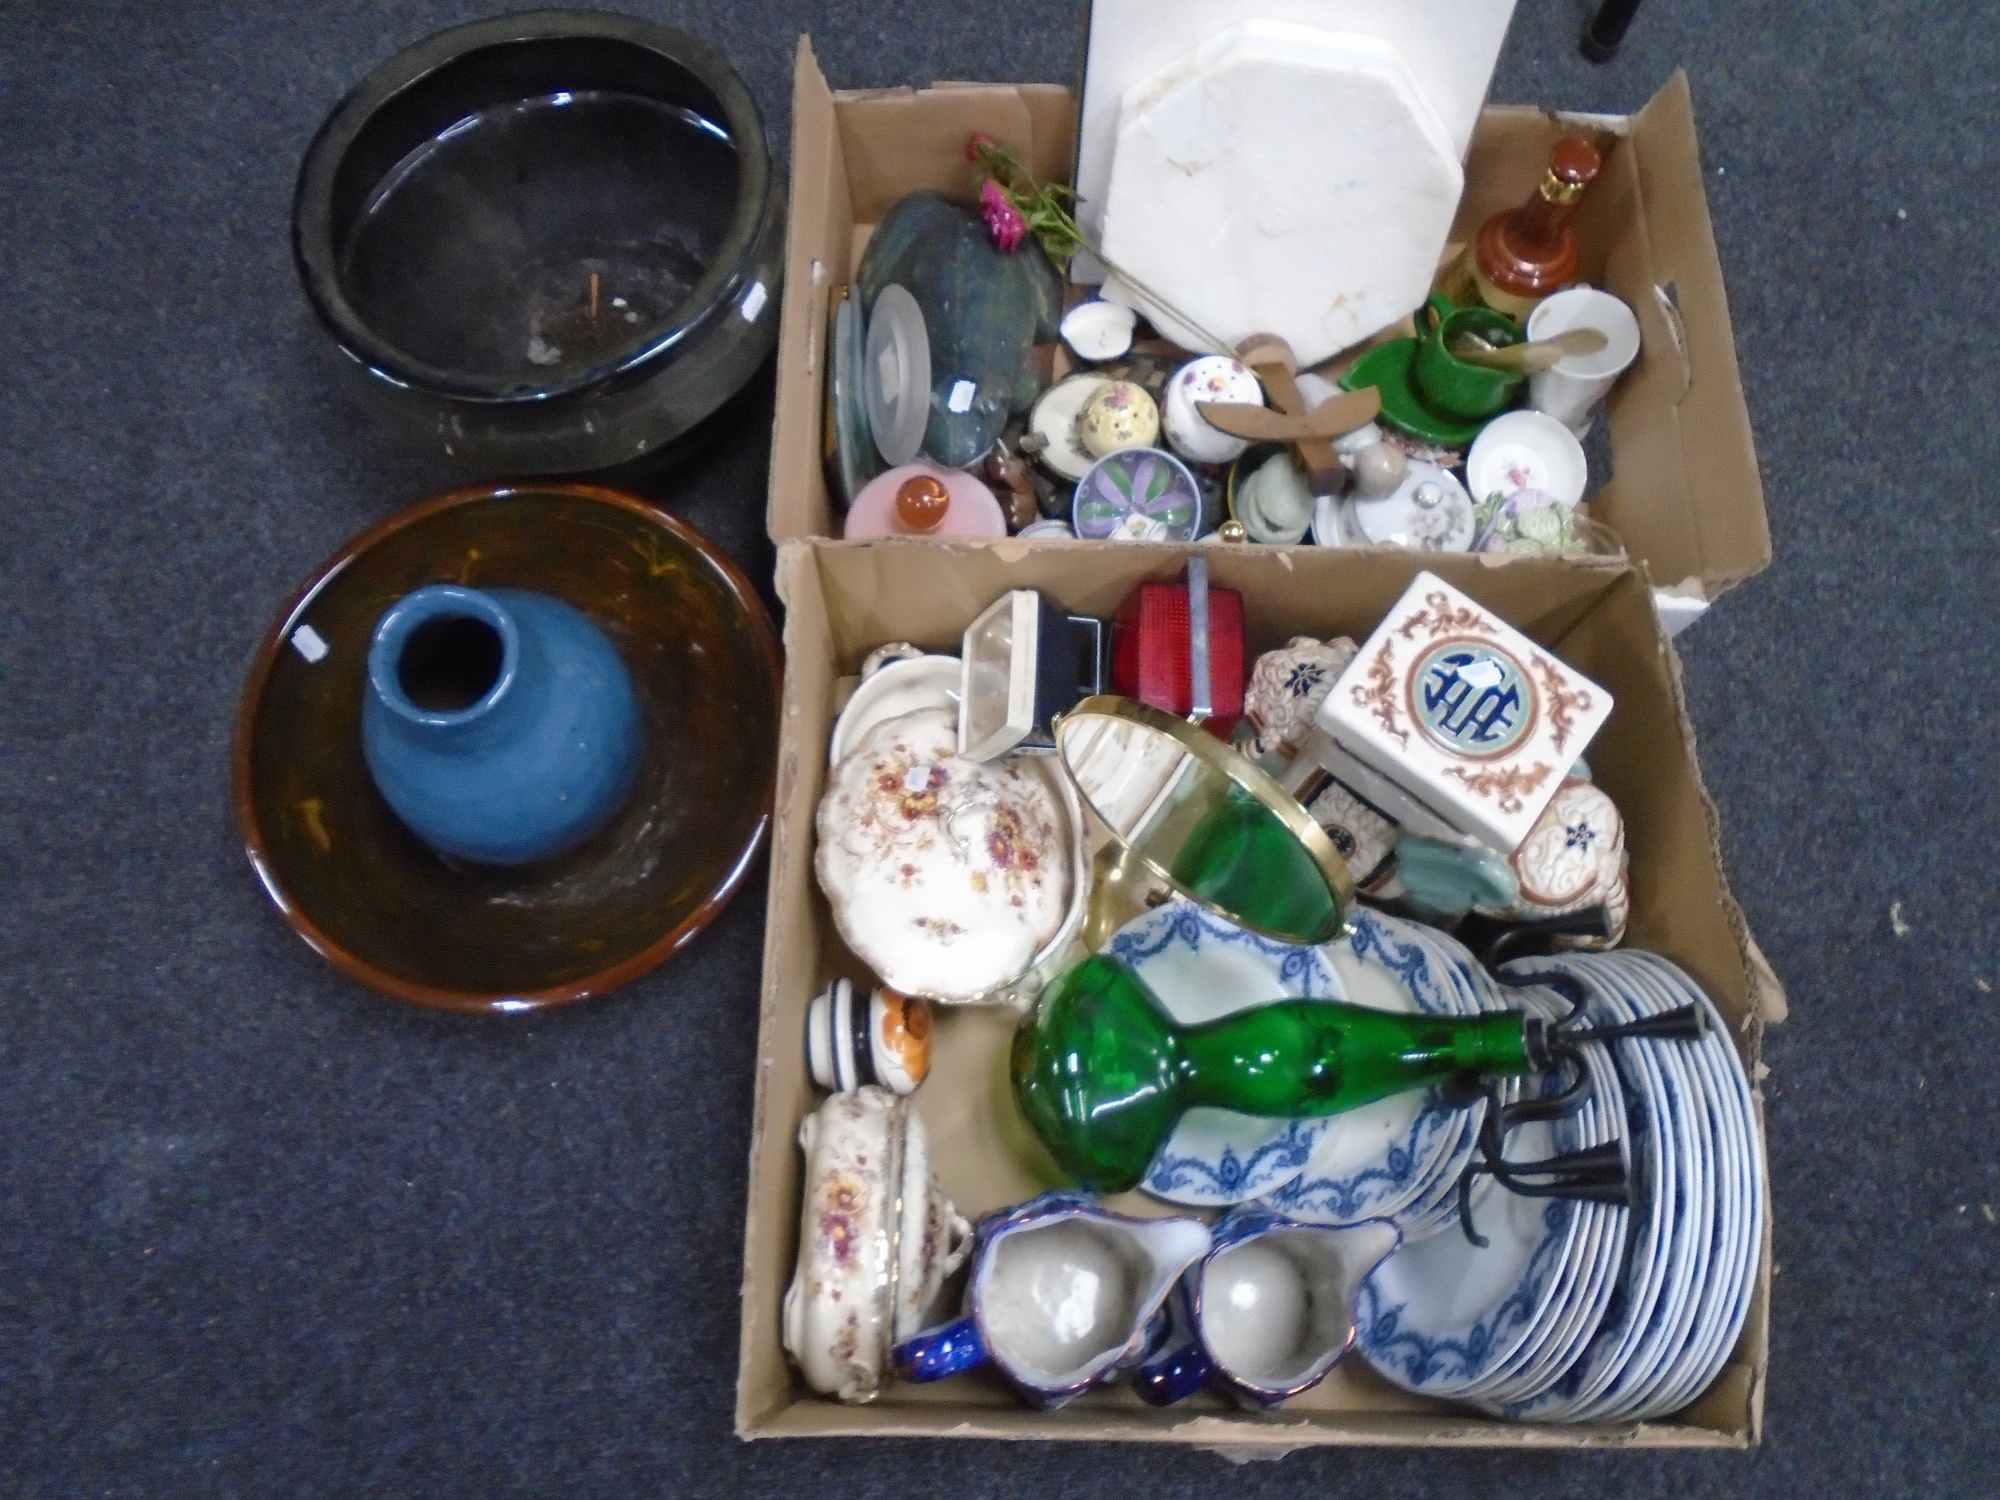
[893,1316,986,1383]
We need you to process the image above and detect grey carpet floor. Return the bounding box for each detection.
[4,1,1996,1494]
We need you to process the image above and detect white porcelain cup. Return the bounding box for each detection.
[1525,288,1641,437]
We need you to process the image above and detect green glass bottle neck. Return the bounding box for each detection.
[1176,1001,1532,1120]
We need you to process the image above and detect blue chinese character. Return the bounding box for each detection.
[1422,650,1522,747]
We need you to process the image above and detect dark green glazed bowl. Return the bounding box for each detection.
[234,483,781,1013]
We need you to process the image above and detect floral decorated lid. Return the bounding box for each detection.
[815,707,1070,1001]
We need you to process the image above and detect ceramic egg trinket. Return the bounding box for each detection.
[1163,355,1264,465]
[1027,373,1115,481]
[1350,440,1408,500]
[1077,380,1160,459]
[815,707,1070,1002]
[807,978,932,1094]
[783,1087,974,1403]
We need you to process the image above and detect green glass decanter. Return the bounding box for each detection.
[1011,952,1542,1193]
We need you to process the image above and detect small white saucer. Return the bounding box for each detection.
[1466,411,1588,509]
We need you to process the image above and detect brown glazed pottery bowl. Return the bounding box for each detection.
[234,482,781,1013]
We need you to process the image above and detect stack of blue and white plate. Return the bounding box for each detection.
[1352,949,1767,1422]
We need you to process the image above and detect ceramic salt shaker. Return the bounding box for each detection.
[807,978,933,1094]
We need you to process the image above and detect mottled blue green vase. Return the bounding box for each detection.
[362,584,641,865]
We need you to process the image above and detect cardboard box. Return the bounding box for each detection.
[765,39,1769,607]
[737,539,1784,1448]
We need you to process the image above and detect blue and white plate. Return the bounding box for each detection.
[1464,1015,1628,1402]
[1255,910,1490,1228]
[1351,986,1604,1400]
[1489,961,1678,1420]
[1352,1105,1591,1398]
[1110,902,1343,1207]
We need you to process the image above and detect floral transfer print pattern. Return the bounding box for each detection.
[817,708,1069,999]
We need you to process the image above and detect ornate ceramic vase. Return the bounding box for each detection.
[361,583,642,865]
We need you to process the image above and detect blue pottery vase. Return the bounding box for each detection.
[361,584,642,865]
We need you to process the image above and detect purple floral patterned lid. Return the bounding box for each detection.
[1071,447,1203,542]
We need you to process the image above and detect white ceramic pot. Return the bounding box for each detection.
[1163,355,1262,465]
[1524,286,1641,436]
[782,1087,974,1403]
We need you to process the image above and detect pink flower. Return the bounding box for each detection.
[966,131,996,162]
[980,179,1027,254]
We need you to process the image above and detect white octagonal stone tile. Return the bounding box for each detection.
[1099,21,1463,367]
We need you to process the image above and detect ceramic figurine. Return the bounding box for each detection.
[1475,775,1631,945]
[815,707,1070,1002]
[1312,571,1614,853]
[1162,355,1263,466]
[1059,299,1138,361]
[783,1087,973,1403]
[1133,1208,1399,1408]
[1470,487,1582,555]
[984,448,1043,532]
[1077,380,1160,459]
[1244,636,1358,763]
[806,978,932,1094]
[361,583,641,865]
[1232,451,1315,545]
[892,1192,1210,1407]
[1390,833,1522,920]
[1072,447,1204,542]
